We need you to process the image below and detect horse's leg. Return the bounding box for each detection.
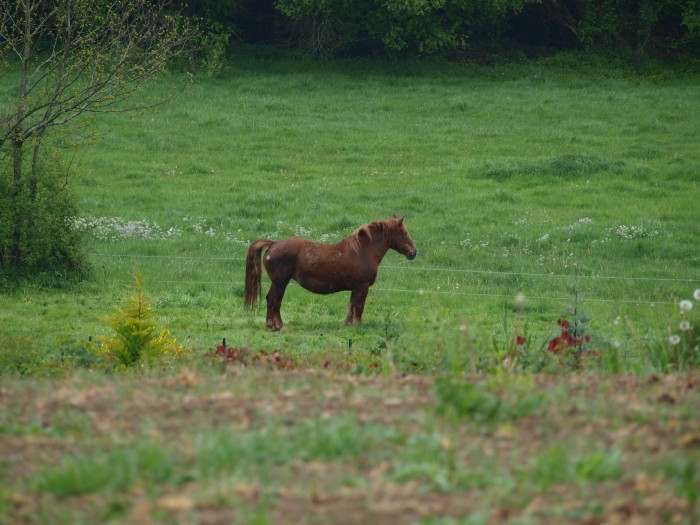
[266,279,289,331]
[345,285,369,325]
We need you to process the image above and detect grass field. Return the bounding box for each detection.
[1,49,700,523]
[2,49,699,374]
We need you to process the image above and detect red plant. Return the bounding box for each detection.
[205,343,384,373]
[547,319,597,369]
[548,319,589,354]
[205,345,297,370]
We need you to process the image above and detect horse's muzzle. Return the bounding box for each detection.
[406,250,417,260]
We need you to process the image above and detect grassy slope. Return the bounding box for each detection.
[1,50,699,371]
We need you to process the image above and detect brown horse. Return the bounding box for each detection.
[244,216,417,331]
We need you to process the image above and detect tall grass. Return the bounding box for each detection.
[1,49,698,374]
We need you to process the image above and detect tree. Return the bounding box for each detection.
[0,0,192,270]
[274,0,536,57]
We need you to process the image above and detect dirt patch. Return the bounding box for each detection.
[1,371,699,524]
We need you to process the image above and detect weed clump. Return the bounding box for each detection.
[666,290,700,370]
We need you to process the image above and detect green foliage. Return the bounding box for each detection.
[195,415,402,476]
[434,375,545,424]
[0,151,88,275]
[257,0,700,57]
[0,336,43,378]
[434,378,504,423]
[179,0,245,25]
[181,21,234,76]
[199,22,234,76]
[0,335,99,378]
[98,271,188,369]
[32,443,177,497]
[683,2,700,44]
[575,0,699,53]
[665,456,699,520]
[0,0,192,277]
[274,0,532,56]
[526,445,623,490]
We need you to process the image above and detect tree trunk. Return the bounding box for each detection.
[7,0,33,266]
[12,138,23,182]
[10,139,24,266]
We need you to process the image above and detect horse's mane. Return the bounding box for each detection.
[345,220,387,253]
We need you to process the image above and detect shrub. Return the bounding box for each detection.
[179,21,234,76]
[0,151,89,277]
[98,271,188,369]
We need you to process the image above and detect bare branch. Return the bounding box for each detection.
[1,0,193,160]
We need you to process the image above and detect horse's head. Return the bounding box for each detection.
[388,216,417,260]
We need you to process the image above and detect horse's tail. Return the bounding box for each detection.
[244,239,275,309]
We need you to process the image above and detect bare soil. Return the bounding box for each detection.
[1,370,699,524]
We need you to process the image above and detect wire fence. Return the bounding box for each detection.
[91,252,699,282]
[90,252,700,307]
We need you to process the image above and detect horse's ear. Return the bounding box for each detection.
[391,214,397,219]
[398,216,404,224]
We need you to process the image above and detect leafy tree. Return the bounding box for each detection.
[272,0,699,56]
[518,0,700,54]
[273,0,552,57]
[0,0,192,271]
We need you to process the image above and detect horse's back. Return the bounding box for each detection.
[265,237,364,294]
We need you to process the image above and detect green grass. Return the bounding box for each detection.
[1,49,699,374]
[2,47,700,524]
[33,443,177,497]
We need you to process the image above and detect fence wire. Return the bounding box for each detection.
[90,252,699,307]
[91,253,700,283]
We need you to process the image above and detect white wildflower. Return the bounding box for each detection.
[680,300,693,311]
[614,224,648,240]
[669,335,681,346]
[694,289,700,302]
[679,320,691,332]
